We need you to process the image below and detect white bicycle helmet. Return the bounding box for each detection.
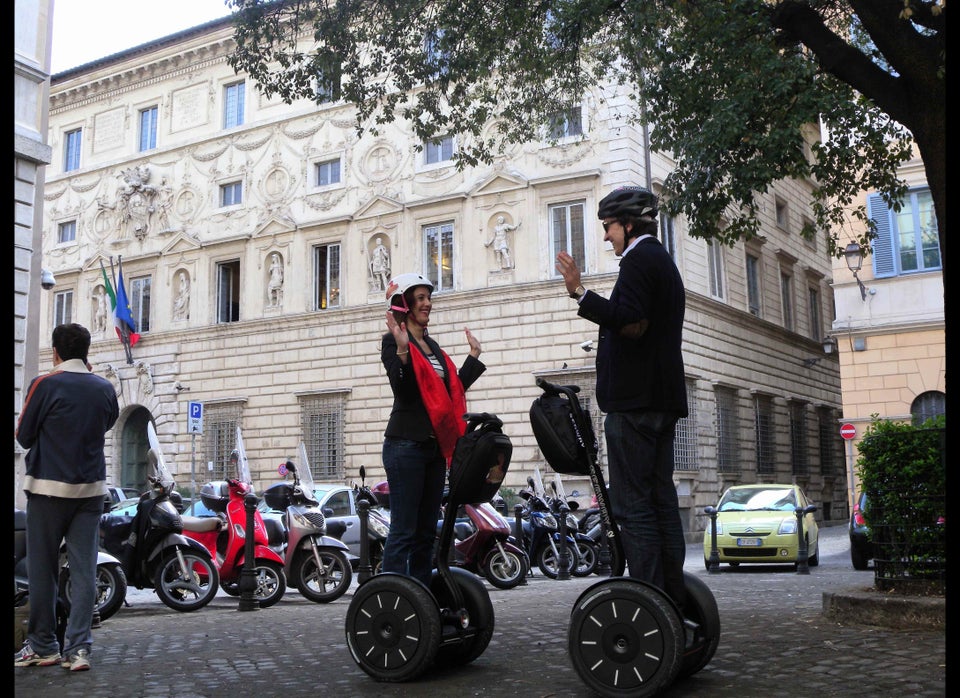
[387,272,434,313]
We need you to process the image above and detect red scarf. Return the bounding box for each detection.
[409,346,467,466]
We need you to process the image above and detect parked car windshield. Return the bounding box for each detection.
[719,487,797,512]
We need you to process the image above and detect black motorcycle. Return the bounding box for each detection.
[99,422,220,612]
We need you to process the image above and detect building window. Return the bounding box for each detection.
[775,196,789,230]
[780,272,793,331]
[203,403,243,481]
[807,286,821,341]
[58,220,77,244]
[707,241,724,299]
[911,390,945,425]
[674,378,699,471]
[223,81,245,129]
[64,128,82,172]
[138,106,158,152]
[424,135,454,165]
[423,221,454,292]
[220,181,243,207]
[550,201,586,276]
[314,243,341,310]
[217,260,241,323]
[715,386,740,474]
[817,407,839,478]
[314,52,342,103]
[54,290,73,326]
[300,392,348,480]
[801,215,816,250]
[869,188,940,276]
[659,213,676,260]
[545,105,583,140]
[314,158,341,187]
[746,253,761,317]
[754,394,775,475]
[788,400,808,476]
[130,275,151,333]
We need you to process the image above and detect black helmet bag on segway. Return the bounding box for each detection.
[344,412,512,683]
[530,376,721,697]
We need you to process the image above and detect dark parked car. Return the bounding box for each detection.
[849,491,872,570]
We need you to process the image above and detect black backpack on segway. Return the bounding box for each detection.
[531,377,720,697]
[345,412,512,683]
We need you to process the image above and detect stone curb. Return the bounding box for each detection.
[823,590,946,630]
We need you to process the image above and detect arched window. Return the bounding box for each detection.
[911,390,945,426]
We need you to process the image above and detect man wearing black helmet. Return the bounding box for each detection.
[556,185,688,610]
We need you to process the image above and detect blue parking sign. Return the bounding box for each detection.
[188,401,203,434]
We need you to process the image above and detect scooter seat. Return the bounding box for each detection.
[181,515,222,532]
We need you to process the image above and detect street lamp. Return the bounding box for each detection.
[843,242,869,301]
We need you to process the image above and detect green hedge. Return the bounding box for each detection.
[855,415,945,592]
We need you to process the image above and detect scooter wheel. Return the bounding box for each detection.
[483,548,526,590]
[294,548,353,603]
[250,559,286,608]
[431,566,494,666]
[568,578,684,697]
[154,549,220,612]
[59,561,128,622]
[345,573,441,682]
[677,571,721,678]
[572,539,599,577]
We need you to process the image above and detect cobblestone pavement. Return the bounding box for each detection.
[15,524,945,697]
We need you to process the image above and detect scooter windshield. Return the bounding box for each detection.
[146,421,176,492]
[295,442,316,492]
[233,426,253,486]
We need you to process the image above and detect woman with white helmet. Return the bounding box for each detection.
[380,272,485,587]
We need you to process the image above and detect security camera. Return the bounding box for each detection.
[40,268,56,290]
[580,340,594,352]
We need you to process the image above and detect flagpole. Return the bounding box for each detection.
[116,256,133,364]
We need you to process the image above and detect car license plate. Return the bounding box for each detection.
[736,538,762,547]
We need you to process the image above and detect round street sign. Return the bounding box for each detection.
[840,423,857,440]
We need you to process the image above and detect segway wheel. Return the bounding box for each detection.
[430,566,495,667]
[568,578,684,697]
[677,571,721,678]
[345,573,442,682]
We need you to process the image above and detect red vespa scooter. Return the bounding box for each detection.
[445,498,529,590]
[182,427,286,607]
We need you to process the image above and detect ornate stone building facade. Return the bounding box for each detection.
[32,17,845,534]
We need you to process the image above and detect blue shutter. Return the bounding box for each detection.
[868,193,897,278]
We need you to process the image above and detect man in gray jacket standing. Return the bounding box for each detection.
[15,323,120,672]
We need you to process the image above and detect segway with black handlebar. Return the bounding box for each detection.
[344,412,512,682]
[530,377,720,697]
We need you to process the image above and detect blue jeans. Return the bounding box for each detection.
[381,438,446,587]
[25,494,103,657]
[605,411,687,610]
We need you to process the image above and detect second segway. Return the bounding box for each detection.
[344,413,512,682]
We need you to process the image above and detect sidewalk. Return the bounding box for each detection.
[15,525,945,697]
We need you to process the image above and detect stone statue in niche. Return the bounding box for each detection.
[485,215,520,270]
[136,361,154,395]
[93,286,108,334]
[267,253,284,307]
[368,237,391,292]
[173,270,190,321]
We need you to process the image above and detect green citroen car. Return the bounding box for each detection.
[702,483,819,569]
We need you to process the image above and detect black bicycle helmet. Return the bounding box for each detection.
[597,186,658,220]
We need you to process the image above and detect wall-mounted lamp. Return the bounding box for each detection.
[803,336,839,367]
[843,242,870,301]
[580,340,594,352]
[174,382,190,392]
[40,268,56,290]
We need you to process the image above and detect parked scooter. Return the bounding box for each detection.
[439,494,528,590]
[261,443,353,603]
[15,505,128,623]
[182,427,286,608]
[347,465,389,578]
[99,422,220,612]
[546,475,599,577]
[515,470,583,579]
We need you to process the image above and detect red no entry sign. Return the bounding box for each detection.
[840,423,857,440]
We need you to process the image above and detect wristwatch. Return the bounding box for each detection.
[570,285,586,300]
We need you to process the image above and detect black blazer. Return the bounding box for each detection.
[381,332,486,442]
